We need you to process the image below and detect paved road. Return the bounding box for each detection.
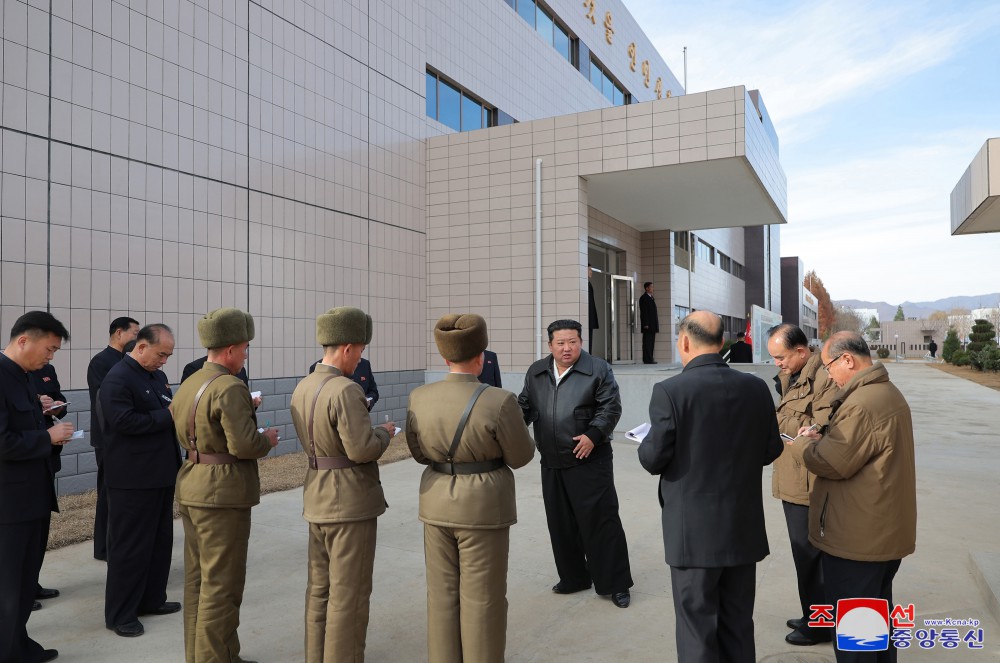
[30,363,1000,661]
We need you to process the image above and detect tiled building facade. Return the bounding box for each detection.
[1,0,785,493]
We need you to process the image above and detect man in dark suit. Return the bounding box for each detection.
[310,356,379,410]
[638,282,659,364]
[588,265,600,355]
[87,316,140,562]
[29,363,69,611]
[728,331,753,363]
[0,311,73,663]
[99,324,182,637]
[639,311,783,662]
[182,355,249,386]
[478,349,502,387]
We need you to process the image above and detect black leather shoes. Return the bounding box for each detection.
[786,617,805,630]
[36,587,60,600]
[110,620,145,637]
[611,591,631,608]
[140,601,181,616]
[551,581,591,594]
[32,601,42,611]
[39,649,59,662]
[785,629,832,646]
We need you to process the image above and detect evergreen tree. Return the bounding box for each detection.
[942,328,960,363]
[968,319,997,354]
[894,305,905,321]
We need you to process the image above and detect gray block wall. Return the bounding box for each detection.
[53,370,424,496]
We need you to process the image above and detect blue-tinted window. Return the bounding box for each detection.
[554,24,570,61]
[590,57,602,89]
[461,95,483,131]
[613,85,623,106]
[517,0,535,26]
[536,9,554,46]
[438,79,461,132]
[426,72,437,119]
[602,71,614,102]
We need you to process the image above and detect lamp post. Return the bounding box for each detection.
[895,334,899,361]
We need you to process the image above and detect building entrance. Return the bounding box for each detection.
[588,242,635,364]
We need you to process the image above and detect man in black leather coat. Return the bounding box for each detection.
[517,319,632,608]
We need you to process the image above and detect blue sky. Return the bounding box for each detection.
[629,0,1000,304]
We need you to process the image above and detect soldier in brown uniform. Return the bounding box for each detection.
[406,314,535,663]
[290,307,397,663]
[765,323,838,647]
[171,308,279,663]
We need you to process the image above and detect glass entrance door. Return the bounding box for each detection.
[609,275,635,364]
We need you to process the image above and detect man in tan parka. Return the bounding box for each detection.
[172,308,279,663]
[406,314,535,663]
[766,324,838,647]
[789,332,916,663]
[290,307,396,663]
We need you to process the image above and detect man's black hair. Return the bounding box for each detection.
[643,282,652,290]
[136,323,173,346]
[109,316,140,337]
[9,311,70,342]
[766,323,808,349]
[547,319,583,342]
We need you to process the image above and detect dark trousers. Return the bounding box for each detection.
[782,501,827,637]
[105,486,174,627]
[0,517,50,663]
[540,457,632,595]
[642,331,656,363]
[670,563,756,663]
[823,554,901,663]
[94,446,109,560]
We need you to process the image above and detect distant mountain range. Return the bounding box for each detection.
[836,293,1000,321]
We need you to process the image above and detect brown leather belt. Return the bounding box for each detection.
[430,459,505,476]
[310,455,358,470]
[186,450,238,465]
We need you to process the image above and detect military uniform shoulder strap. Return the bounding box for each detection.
[187,372,228,452]
[308,374,338,461]
[446,383,489,463]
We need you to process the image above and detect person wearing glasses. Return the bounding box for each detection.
[787,332,916,663]
[766,324,839,647]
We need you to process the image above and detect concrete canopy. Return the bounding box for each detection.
[952,138,1000,235]
[584,156,787,232]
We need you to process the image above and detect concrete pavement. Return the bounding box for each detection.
[29,362,1000,661]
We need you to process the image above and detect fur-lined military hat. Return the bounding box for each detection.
[316,307,372,346]
[198,308,255,349]
[434,314,488,362]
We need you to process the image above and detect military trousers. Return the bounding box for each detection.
[179,504,252,663]
[305,519,378,663]
[423,524,509,663]
[0,516,49,663]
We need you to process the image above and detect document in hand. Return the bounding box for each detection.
[625,423,651,442]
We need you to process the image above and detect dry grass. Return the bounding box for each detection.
[48,435,412,552]
[931,362,1000,392]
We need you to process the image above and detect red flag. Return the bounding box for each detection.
[745,318,753,346]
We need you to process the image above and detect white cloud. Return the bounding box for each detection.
[634,0,1000,143]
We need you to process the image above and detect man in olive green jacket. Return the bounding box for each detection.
[788,332,916,663]
[172,308,279,663]
[406,314,535,663]
[766,324,838,647]
[290,307,396,663]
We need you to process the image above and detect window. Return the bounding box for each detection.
[554,23,570,61]
[516,0,535,26]
[536,8,554,47]
[695,239,714,264]
[589,55,629,106]
[426,69,499,132]
[732,261,745,280]
[674,305,690,322]
[719,253,732,273]
[437,79,461,132]
[673,231,689,251]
